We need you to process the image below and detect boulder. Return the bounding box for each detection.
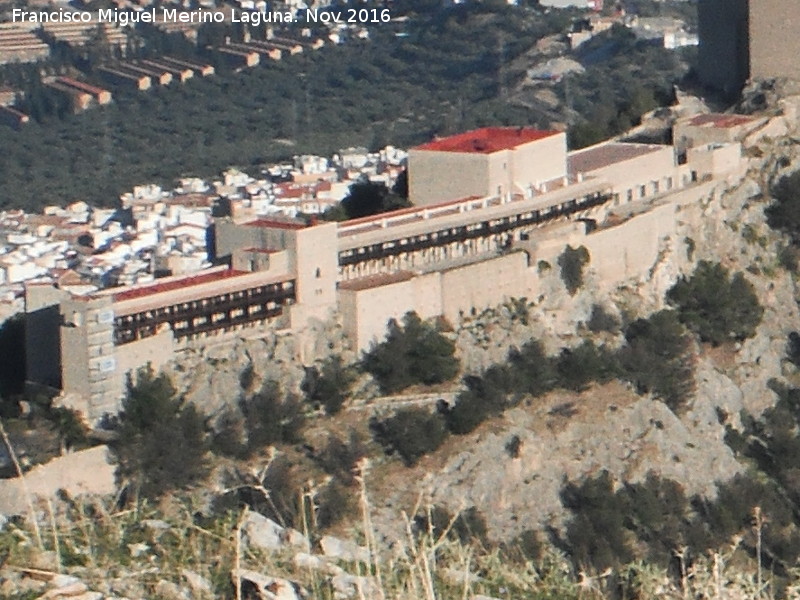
[127,542,149,558]
[319,535,370,563]
[241,512,285,552]
[293,552,342,575]
[233,569,304,600]
[440,566,480,586]
[153,580,192,600]
[181,569,213,597]
[141,519,171,533]
[66,593,103,600]
[39,575,89,598]
[285,527,311,552]
[330,573,379,600]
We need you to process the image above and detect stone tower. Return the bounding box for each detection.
[698,0,800,96]
[697,0,749,97]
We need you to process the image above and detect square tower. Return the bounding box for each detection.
[408,127,567,206]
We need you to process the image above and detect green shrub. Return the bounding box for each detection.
[502,530,543,563]
[313,431,367,486]
[505,434,522,458]
[445,387,492,435]
[779,243,800,272]
[211,408,248,459]
[48,406,89,451]
[324,179,411,221]
[587,303,620,333]
[561,470,633,570]
[667,261,763,345]
[788,332,800,368]
[241,381,305,450]
[115,366,209,500]
[362,312,459,394]
[371,407,448,466]
[302,355,356,415]
[684,236,696,261]
[767,170,800,241]
[505,340,558,397]
[618,310,695,412]
[555,340,618,392]
[315,479,355,529]
[211,454,304,528]
[557,245,590,295]
[239,364,255,391]
[413,505,488,546]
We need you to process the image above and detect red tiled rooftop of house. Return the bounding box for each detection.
[244,218,307,230]
[414,127,561,154]
[112,269,248,302]
[241,247,280,254]
[56,77,109,97]
[687,113,756,128]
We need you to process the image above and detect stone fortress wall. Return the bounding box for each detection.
[24,118,763,423]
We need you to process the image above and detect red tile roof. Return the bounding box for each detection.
[241,247,280,254]
[112,269,248,302]
[56,77,109,97]
[244,219,307,230]
[687,113,756,128]
[414,127,560,154]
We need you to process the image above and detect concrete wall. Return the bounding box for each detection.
[232,248,290,273]
[114,328,175,404]
[440,252,530,324]
[339,272,441,352]
[60,295,117,421]
[749,0,800,82]
[687,143,743,179]
[339,252,531,351]
[408,150,491,206]
[289,222,338,311]
[217,220,338,321]
[509,133,567,191]
[583,203,677,284]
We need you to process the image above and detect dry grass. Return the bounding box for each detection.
[0,459,792,600]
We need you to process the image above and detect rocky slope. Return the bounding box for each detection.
[115,96,800,554]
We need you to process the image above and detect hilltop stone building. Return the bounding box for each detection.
[698,0,800,96]
[26,124,752,423]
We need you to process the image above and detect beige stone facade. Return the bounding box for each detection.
[26,123,756,423]
[749,0,800,82]
[408,128,567,206]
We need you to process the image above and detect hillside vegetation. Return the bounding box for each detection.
[0,2,688,210]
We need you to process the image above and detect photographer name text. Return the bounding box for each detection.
[11,7,391,26]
